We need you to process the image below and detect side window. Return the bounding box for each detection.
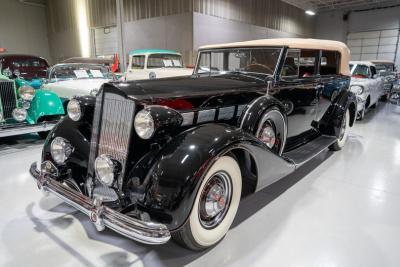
[131,56,145,69]
[320,50,340,75]
[299,50,319,77]
[281,49,300,78]
[370,66,377,77]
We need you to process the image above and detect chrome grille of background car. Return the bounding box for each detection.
[0,81,17,119]
[88,90,136,191]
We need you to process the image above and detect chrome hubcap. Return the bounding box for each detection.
[258,122,276,149]
[199,172,232,229]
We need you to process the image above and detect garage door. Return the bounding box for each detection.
[347,29,400,61]
[93,26,118,57]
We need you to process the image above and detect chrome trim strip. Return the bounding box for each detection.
[0,121,57,137]
[30,162,171,245]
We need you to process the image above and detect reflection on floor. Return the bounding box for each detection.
[0,102,400,267]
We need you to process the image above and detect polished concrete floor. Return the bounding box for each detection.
[0,102,400,267]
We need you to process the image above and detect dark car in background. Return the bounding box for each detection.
[0,54,49,82]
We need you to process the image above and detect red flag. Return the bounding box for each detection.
[111,53,119,73]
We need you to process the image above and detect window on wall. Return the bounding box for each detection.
[320,50,340,75]
[131,56,145,69]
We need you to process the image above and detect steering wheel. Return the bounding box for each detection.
[245,64,273,74]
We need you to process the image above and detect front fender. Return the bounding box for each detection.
[137,123,293,230]
[27,89,65,123]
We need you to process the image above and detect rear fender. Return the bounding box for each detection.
[319,90,357,137]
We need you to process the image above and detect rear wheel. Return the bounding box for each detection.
[173,156,242,250]
[329,109,350,151]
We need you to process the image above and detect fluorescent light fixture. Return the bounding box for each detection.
[305,10,316,15]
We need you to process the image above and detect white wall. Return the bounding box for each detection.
[193,12,302,49]
[123,13,193,65]
[315,10,348,43]
[0,0,51,61]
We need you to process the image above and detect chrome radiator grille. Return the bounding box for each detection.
[0,81,17,119]
[88,91,136,189]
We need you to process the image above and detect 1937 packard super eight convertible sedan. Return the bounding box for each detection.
[30,39,357,250]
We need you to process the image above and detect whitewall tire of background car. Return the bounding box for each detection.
[173,155,242,250]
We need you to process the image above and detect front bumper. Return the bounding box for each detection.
[29,162,171,245]
[0,121,56,138]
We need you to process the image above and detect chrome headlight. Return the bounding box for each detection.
[12,108,27,122]
[94,155,115,186]
[2,68,12,78]
[18,85,35,101]
[134,110,155,139]
[67,99,82,121]
[50,137,73,164]
[90,89,99,96]
[351,85,364,95]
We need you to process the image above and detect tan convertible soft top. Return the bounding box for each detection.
[199,38,351,76]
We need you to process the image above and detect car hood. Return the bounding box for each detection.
[46,78,111,91]
[108,74,267,102]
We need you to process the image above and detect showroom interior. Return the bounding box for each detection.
[1,0,400,266]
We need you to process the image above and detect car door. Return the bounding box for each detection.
[276,49,320,149]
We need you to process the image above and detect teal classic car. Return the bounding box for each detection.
[0,72,64,138]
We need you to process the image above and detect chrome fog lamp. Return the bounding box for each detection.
[12,108,27,122]
[67,99,82,121]
[134,110,155,139]
[95,155,115,186]
[351,85,364,95]
[18,85,35,101]
[50,137,73,164]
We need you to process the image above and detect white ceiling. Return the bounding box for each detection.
[282,0,400,12]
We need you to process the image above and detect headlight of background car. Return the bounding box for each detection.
[2,67,12,78]
[351,85,364,95]
[18,85,35,101]
[67,99,82,121]
[50,137,73,164]
[134,110,155,139]
[94,155,115,186]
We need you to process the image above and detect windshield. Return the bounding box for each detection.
[375,63,394,73]
[195,48,281,76]
[147,54,183,69]
[350,64,369,78]
[49,64,111,81]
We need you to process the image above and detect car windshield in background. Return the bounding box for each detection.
[147,54,183,68]
[350,64,369,78]
[375,64,394,73]
[195,48,282,76]
[50,64,111,80]
[11,58,47,68]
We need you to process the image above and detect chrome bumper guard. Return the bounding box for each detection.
[29,162,171,245]
[0,121,57,138]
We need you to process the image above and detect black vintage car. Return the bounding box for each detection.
[30,38,357,250]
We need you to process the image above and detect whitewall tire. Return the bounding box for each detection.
[173,156,242,250]
[329,109,350,151]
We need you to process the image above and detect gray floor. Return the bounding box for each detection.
[0,102,400,267]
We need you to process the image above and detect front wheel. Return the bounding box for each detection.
[173,156,242,250]
[329,109,350,151]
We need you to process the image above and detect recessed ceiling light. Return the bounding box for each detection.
[305,10,316,15]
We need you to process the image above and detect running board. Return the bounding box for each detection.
[283,135,337,167]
